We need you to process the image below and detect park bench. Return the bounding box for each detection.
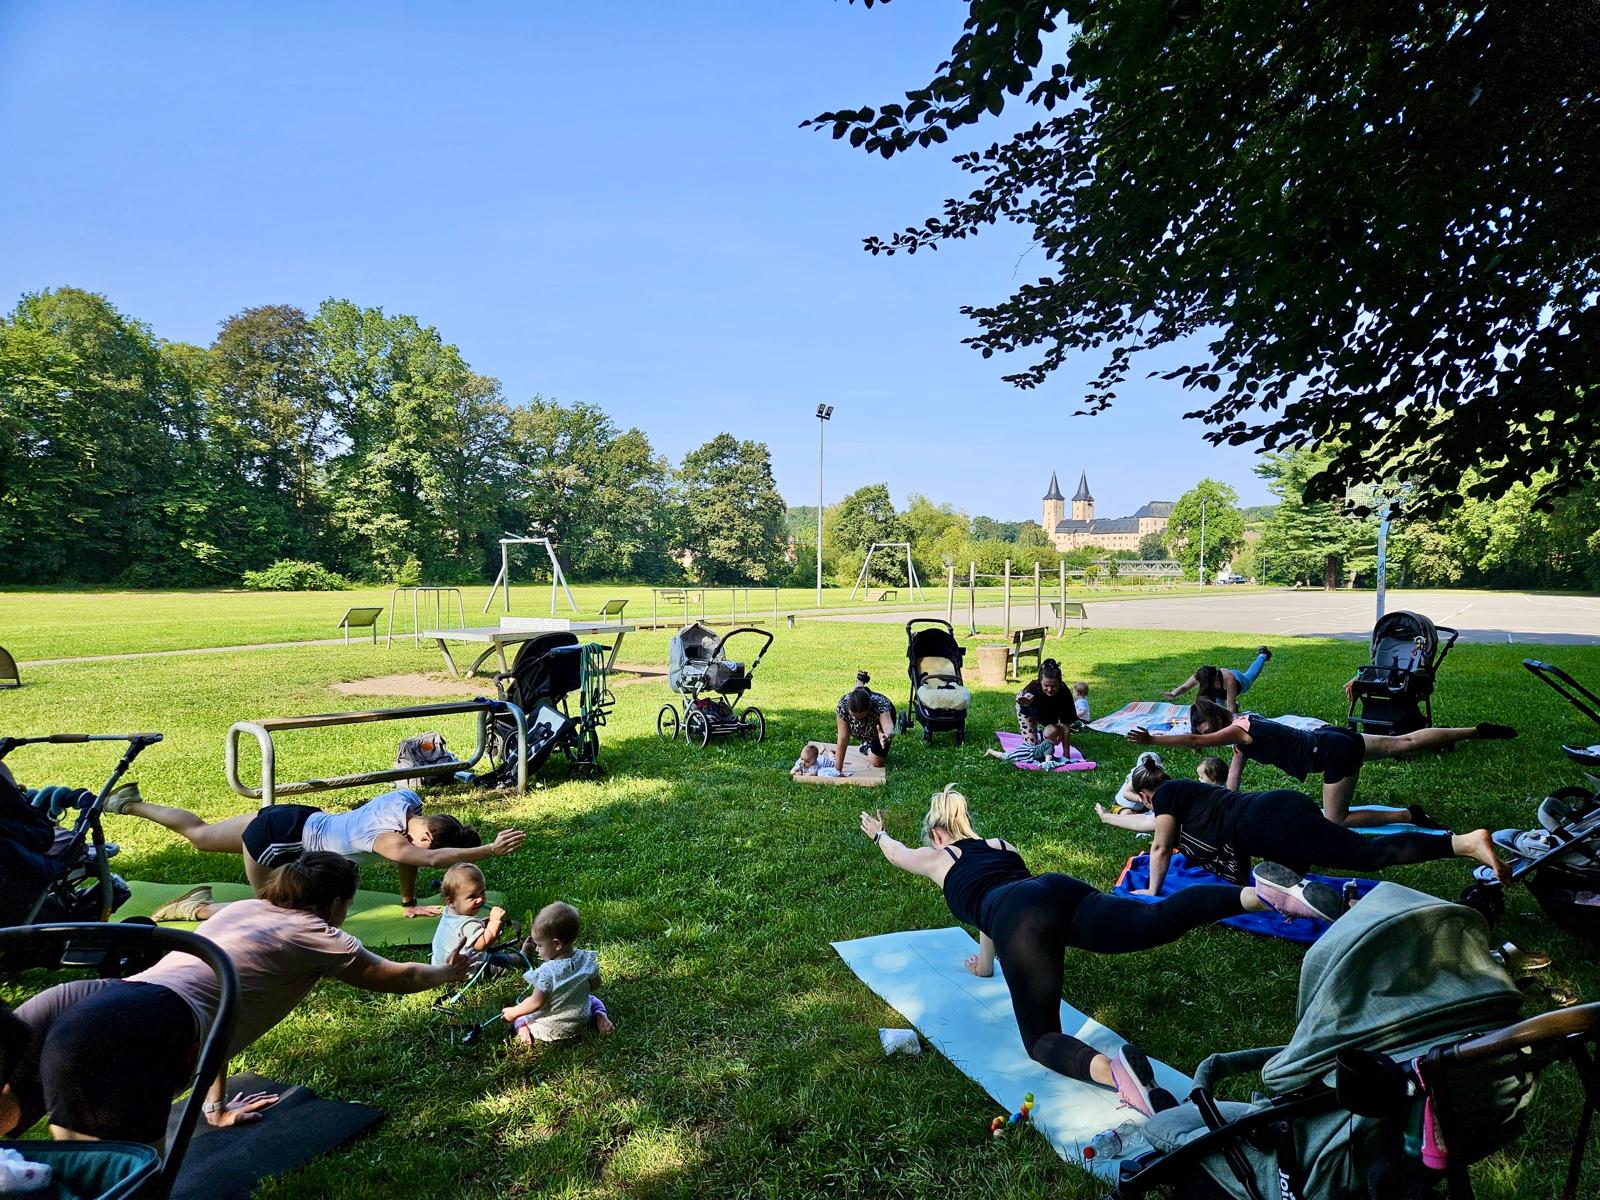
[1050,600,1090,635]
[0,645,19,688]
[865,588,899,603]
[1008,626,1047,679]
[337,606,384,646]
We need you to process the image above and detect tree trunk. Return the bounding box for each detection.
[1324,555,1338,591]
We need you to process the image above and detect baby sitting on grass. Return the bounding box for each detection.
[791,745,843,777]
[501,901,613,1043]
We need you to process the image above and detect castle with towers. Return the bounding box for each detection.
[1041,471,1175,553]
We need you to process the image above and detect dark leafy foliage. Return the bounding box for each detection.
[810,1,1600,509]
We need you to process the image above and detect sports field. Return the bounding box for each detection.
[3,596,1598,1198]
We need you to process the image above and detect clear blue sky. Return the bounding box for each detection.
[0,1,1273,522]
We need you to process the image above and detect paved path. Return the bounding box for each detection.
[819,589,1600,645]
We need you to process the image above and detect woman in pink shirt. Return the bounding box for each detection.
[1,853,469,1145]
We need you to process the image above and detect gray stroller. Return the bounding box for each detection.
[1112,884,1600,1199]
[656,622,773,748]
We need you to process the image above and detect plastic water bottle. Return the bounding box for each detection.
[1084,1119,1141,1160]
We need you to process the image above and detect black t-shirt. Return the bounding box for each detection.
[1016,678,1074,726]
[1152,779,1250,884]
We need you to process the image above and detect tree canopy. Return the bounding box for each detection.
[1164,479,1243,581]
[812,1,1600,510]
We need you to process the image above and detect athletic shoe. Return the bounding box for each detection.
[1253,863,1345,924]
[103,781,143,814]
[1475,723,1517,740]
[1258,646,1272,661]
[1110,1043,1173,1116]
[151,885,212,922]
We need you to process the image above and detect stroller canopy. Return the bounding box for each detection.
[668,622,721,691]
[1263,883,1522,1092]
[504,632,582,706]
[1370,610,1439,672]
[907,625,963,670]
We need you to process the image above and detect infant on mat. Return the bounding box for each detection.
[792,745,845,778]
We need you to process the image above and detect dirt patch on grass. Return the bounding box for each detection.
[330,673,478,698]
[609,663,667,688]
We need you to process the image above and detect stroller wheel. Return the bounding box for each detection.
[898,712,910,735]
[740,706,766,743]
[656,704,680,742]
[685,708,712,748]
[955,728,965,747]
[1459,880,1506,926]
[923,729,932,746]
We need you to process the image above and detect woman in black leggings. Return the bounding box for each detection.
[858,786,1302,1114]
[1116,764,1509,918]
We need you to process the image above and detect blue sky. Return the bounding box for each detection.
[0,1,1274,522]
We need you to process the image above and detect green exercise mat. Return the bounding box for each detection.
[122,880,509,949]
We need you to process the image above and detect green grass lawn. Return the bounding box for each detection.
[3,620,1598,1198]
[0,582,1265,662]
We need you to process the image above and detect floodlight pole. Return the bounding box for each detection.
[816,404,832,607]
[1199,498,1208,589]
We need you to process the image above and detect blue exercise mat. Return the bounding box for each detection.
[1114,853,1379,944]
[833,926,1190,1177]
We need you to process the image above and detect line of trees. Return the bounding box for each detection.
[0,289,791,587]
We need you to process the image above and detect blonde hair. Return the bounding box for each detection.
[922,784,979,845]
[1196,756,1228,785]
[439,862,486,905]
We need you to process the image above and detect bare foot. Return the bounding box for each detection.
[1456,829,1510,885]
[984,748,1005,760]
[1094,803,1114,824]
[594,1012,616,1035]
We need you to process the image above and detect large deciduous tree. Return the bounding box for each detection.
[676,434,788,584]
[812,1,1600,509]
[1164,479,1243,582]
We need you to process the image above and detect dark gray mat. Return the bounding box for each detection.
[167,1073,382,1200]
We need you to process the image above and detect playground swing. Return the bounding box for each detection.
[484,534,578,615]
[848,542,925,603]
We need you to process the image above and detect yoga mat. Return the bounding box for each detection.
[833,926,1190,1178]
[1349,806,1441,836]
[124,881,508,949]
[1087,703,1325,738]
[1113,853,1378,944]
[790,741,885,787]
[167,1073,382,1200]
[993,731,1097,772]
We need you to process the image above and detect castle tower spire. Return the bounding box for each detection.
[1042,471,1065,535]
[1071,471,1094,522]
[1044,472,1064,501]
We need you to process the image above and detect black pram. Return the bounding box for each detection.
[900,619,970,745]
[1345,610,1458,736]
[488,633,611,781]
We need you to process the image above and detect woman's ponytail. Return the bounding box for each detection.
[921,784,979,845]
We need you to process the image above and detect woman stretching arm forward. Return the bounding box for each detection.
[859,786,1301,1115]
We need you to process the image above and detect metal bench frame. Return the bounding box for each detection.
[226,698,528,806]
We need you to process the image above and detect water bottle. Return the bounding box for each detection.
[1084,1119,1141,1160]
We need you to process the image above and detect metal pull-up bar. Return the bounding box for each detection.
[484,535,578,615]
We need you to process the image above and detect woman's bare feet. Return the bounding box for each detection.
[1094,803,1113,824]
[594,1011,616,1035]
[1455,829,1510,884]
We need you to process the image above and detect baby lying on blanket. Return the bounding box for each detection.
[792,745,845,778]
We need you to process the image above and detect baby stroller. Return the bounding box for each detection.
[1345,611,1459,736]
[0,922,239,1200]
[899,618,971,745]
[1112,883,1600,1200]
[1,732,161,932]
[657,623,773,748]
[488,634,611,782]
[1454,659,1600,938]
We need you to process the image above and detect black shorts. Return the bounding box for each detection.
[242,803,320,867]
[39,981,197,1142]
[1314,726,1367,786]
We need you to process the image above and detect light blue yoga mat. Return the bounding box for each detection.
[833,926,1191,1178]
[1350,805,1437,836]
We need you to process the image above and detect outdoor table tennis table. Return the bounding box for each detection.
[424,620,631,677]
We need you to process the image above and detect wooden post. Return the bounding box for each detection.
[1033,561,1042,626]
[946,564,955,624]
[1003,560,1012,639]
[968,561,978,636]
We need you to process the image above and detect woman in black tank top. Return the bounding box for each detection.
[859,786,1274,1115]
[1129,697,1515,828]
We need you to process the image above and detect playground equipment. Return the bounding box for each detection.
[849,542,925,603]
[646,587,780,629]
[386,586,467,647]
[483,534,577,615]
[944,559,1178,637]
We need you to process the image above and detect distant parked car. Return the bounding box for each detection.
[1216,572,1246,585]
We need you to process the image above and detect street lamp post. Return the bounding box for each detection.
[816,404,833,606]
[1198,498,1208,589]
